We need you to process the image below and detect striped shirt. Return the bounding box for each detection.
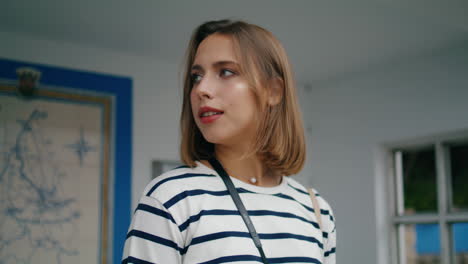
[122,161,336,264]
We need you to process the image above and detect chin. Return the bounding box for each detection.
[202,134,224,145]
[200,130,231,145]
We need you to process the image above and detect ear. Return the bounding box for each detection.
[267,77,284,106]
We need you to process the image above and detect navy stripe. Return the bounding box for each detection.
[126,230,182,253]
[178,209,238,231]
[249,210,324,233]
[199,255,322,264]
[163,188,259,208]
[271,192,329,216]
[270,257,322,263]
[320,209,330,215]
[163,188,334,223]
[287,183,309,195]
[164,189,232,208]
[146,173,216,196]
[135,203,176,225]
[284,185,333,223]
[250,191,333,223]
[325,247,336,257]
[121,256,155,264]
[178,209,322,232]
[199,255,261,264]
[260,233,323,248]
[190,231,250,246]
[189,231,323,249]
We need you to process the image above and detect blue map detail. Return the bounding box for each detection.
[65,126,97,166]
[0,109,81,264]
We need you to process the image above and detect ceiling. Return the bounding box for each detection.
[2,0,467,84]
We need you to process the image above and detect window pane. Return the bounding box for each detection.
[401,148,438,214]
[452,222,468,264]
[450,144,468,212]
[399,224,441,264]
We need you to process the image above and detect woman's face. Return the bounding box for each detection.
[190,34,258,147]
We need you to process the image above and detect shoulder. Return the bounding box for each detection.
[286,177,336,231]
[287,177,334,210]
[311,188,336,234]
[285,176,310,195]
[142,162,219,202]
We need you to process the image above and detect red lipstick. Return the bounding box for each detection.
[198,106,224,124]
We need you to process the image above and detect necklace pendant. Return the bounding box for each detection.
[250,177,257,184]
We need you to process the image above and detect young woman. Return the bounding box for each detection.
[122,19,336,264]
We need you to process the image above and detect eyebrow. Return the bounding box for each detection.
[191,60,239,71]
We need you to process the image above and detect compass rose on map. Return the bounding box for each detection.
[66,126,97,166]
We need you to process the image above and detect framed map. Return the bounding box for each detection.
[0,58,132,264]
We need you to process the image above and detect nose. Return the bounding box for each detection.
[195,74,215,99]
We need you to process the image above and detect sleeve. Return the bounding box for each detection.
[323,207,336,264]
[122,195,183,264]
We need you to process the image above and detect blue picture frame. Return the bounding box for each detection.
[0,57,132,263]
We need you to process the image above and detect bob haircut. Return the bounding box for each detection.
[180,19,306,176]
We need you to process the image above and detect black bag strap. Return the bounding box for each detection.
[208,158,270,264]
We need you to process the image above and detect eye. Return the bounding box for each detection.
[220,69,235,78]
[191,73,202,84]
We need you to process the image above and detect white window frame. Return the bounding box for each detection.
[375,129,468,264]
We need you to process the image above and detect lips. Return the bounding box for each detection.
[198,106,224,124]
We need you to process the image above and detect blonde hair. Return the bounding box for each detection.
[180,20,305,175]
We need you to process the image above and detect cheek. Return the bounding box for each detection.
[190,90,198,113]
[190,89,196,103]
[230,84,257,112]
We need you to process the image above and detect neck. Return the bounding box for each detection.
[207,144,282,187]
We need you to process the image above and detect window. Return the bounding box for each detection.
[388,134,468,264]
[152,160,182,179]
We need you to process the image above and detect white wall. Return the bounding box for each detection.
[299,40,468,263]
[2,30,468,263]
[0,30,182,210]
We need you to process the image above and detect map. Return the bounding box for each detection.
[0,92,106,264]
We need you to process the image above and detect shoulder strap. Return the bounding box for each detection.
[208,158,270,264]
[308,188,323,231]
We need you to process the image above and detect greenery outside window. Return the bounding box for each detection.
[388,134,468,264]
